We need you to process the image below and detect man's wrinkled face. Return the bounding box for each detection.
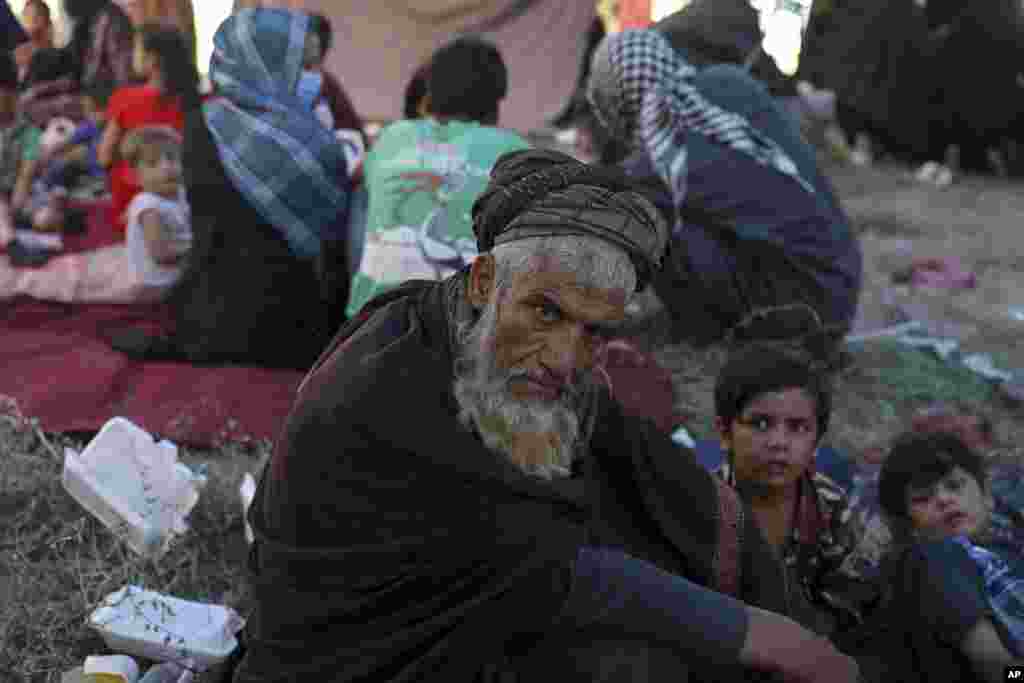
[492,268,626,402]
[455,254,629,474]
[907,466,993,540]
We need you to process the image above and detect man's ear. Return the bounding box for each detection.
[468,253,496,309]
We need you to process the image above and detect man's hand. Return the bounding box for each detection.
[740,606,861,683]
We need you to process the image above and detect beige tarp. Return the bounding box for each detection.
[233,0,596,132]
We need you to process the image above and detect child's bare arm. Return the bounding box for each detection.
[97,119,122,170]
[140,209,188,266]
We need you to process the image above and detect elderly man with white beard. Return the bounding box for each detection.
[232,150,861,683]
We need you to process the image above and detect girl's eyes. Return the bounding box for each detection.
[740,417,813,433]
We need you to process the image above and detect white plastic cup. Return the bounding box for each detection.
[83,655,140,683]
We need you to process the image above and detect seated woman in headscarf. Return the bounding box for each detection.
[109,8,352,369]
[587,29,862,361]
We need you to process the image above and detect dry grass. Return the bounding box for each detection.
[0,409,268,683]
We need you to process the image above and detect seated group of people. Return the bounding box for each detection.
[231,140,1022,680]
[0,0,191,289]
[1,4,1019,681]
[6,1,862,377]
[2,2,363,368]
[126,13,1008,682]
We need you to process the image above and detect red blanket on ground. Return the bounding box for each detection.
[0,202,303,447]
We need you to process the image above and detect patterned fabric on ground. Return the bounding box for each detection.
[952,535,1024,657]
[204,8,349,261]
[587,29,813,204]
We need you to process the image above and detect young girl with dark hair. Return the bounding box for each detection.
[97,24,197,233]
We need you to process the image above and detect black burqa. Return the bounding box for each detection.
[923,0,1024,167]
[233,273,787,682]
[799,0,934,160]
[157,106,349,370]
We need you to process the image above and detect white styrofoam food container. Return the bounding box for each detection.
[62,417,205,557]
[89,586,244,670]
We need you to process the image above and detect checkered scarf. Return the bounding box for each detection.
[204,8,348,260]
[587,29,813,204]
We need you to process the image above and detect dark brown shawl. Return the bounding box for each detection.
[234,274,786,682]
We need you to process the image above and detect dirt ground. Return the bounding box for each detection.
[1,157,1023,680]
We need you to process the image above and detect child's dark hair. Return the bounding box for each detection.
[136,24,200,110]
[120,125,182,167]
[427,36,507,124]
[714,343,832,438]
[85,79,116,110]
[879,431,987,520]
[0,51,17,90]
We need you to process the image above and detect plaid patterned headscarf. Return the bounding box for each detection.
[587,29,813,204]
[204,9,348,260]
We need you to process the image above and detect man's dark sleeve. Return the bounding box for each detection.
[555,545,749,672]
[0,1,27,51]
[902,539,994,646]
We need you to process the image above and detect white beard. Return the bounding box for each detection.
[452,292,587,478]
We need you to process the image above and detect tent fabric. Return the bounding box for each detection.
[290,0,596,131]
[0,202,303,447]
